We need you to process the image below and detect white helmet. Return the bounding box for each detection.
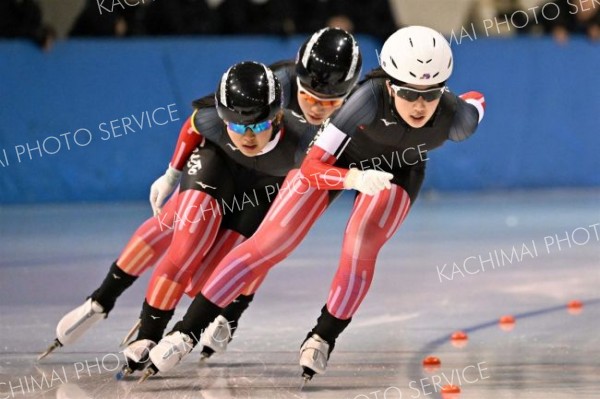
[379,26,453,85]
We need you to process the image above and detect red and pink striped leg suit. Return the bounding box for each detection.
[201,169,411,320]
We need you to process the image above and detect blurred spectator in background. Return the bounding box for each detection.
[4,0,401,40]
[220,0,297,35]
[69,0,145,37]
[537,0,600,42]
[295,0,397,42]
[143,0,224,35]
[0,0,56,50]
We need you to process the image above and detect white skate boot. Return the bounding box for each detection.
[140,331,194,382]
[39,298,106,360]
[199,315,233,360]
[299,334,330,381]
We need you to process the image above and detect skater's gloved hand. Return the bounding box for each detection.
[343,168,393,196]
[149,166,181,216]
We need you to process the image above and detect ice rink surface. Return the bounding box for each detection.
[1,189,598,399]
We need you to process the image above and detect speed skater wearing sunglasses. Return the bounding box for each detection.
[296,78,347,108]
[227,120,273,134]
[390,84,446,102]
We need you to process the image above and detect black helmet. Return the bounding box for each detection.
[216,61,282,125]
[296,27,362,97]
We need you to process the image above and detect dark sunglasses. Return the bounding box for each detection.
[390,84,446,102]
[227,120,272,135]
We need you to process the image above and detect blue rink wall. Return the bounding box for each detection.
[0,36,598,204]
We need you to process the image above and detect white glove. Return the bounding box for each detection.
[149,166,182,216]
[343,168,393,196]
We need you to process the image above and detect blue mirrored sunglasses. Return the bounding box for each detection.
[227,120,272,135]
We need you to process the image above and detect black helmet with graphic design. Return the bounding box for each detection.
[296,27,362,97]
[216,61,283,124]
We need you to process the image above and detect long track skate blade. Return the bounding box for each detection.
[37,339,62,361]
[300,367,315,390]
[199,347,215,362]
[120,319,141,347]
[299,378,307,391]
[138,366,156,384]
[115,366,133,381]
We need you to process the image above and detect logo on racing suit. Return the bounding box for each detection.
[186,150,202,175]
[196,181,217,190]
[291,111,307,124]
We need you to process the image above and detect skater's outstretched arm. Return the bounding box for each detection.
[149,114,205,215]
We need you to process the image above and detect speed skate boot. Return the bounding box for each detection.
[299,334,330,380]
[198,293,254,359]
[38,262,138,360]
[299,306,351,382]
[198,315,232,359]
[38,298,106,360]
[118,300,174,378]
[141,293,223,381]
[141,331,194,382]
